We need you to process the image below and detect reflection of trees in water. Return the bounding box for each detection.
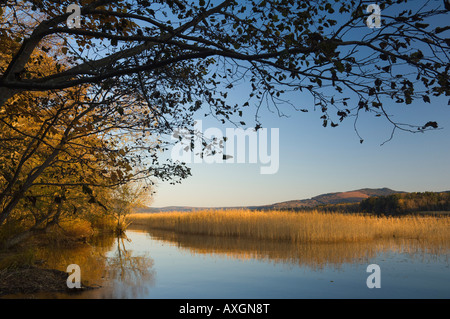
[104,234,155,297]
[135,226,449,270]
[34,233,155,298]
[34,234,116,286]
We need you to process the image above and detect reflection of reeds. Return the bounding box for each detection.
[129,210,450,244]
[130,226,449,270]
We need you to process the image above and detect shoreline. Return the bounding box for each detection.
[0,234,107,298]
[0,264,100,298]
[0,265,69,297]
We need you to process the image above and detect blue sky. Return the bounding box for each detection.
[151,87,450,207]
[149,0,450,207]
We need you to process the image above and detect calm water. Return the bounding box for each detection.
[6,225,450,298]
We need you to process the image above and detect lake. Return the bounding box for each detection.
[6,224,449,298]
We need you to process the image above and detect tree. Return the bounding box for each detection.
[0,6,188,244]
[0,0,449,244]
[0,41,187,245]
[105,182,153,234]
[1,0,448,127]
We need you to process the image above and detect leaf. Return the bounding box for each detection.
[414,23,429,29]
[422,95,430,103]
[316,78,322,87]
[379,42,388,49]
[435,26,450,34]
[405,95,412,104]
[422,121,438,129]
[334,61,345,73]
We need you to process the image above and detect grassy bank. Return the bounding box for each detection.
[0,215,121,296]
[129,209,450,244]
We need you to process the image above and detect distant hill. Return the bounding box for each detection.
[265,188,402,209]
[135,187,403,213]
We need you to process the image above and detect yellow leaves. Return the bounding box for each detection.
[110,171,119,183]
[124,163,132,172]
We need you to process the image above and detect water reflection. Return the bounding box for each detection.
[33,234,115,288]
[3,225,449,299]
[102,235,155,298]
[132,225,449,270]
[6,233,155,299]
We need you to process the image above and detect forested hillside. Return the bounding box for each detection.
[360,192,450,215]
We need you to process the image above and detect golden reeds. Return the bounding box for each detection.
[128,209,450,244]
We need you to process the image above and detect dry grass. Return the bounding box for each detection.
[129,209,450,244]
[45,218,94,244]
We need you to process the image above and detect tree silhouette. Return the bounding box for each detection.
[1,1,448,131]
[0,1,449,244]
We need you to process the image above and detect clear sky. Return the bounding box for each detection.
[150,93,450,207]
[149,1,450,207]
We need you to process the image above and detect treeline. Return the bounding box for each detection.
[266,203,361,214]
[359,192,450,215]
[276,192,450,215]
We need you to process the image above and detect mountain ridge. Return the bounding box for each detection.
[135,187,406,213]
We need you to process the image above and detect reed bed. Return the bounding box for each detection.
[128,209,450,244]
